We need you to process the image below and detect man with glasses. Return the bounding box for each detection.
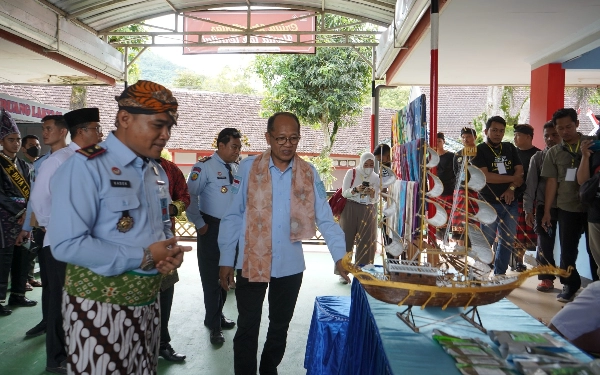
[186,127,242,345]
[218,112,349,375]
[29,107,102,374]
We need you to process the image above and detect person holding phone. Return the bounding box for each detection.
[336,152,382,282]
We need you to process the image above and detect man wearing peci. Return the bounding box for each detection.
[218,112,349,375]
[186,127,241,345]
[48,81,191,374]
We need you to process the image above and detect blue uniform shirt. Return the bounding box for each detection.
[22,152,51,232]
[48,133,172,277]
[186,152,237,228]
[217,155,346,278]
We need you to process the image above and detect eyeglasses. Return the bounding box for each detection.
[83,126,103,134]
[270,134,301,145]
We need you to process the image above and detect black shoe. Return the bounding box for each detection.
[0,304,11,316]
[26,320,47,337]
[159,344,186,362]
[221,315,236,330]
[557,285,577,303]
[8,295,37,307]
[210,329,225,345]
[45,365,67,374]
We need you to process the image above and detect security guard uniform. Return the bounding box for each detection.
[186,152,237,332]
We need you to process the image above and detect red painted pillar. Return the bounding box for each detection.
[530,64,565,149]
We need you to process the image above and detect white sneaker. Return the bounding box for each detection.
[338,275,349,284]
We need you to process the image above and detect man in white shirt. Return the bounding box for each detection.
[29,107,102,375]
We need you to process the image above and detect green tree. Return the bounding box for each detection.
[253,15,373,186]
[172,70,207,89]
[371,84,410,109]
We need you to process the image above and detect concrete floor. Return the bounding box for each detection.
[0,243,574,374]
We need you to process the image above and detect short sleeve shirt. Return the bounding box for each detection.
[541,135,594,212]
[472,141,522,202]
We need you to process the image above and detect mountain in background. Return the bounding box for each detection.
[137,51,184,86]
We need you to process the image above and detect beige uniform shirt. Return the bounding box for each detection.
[541,134,594,212]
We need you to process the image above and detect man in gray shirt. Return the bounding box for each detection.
[523,121,561,292]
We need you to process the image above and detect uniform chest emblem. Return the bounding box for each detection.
[117,212,134,233]
[221,186,228,194]
[111,167,121,175]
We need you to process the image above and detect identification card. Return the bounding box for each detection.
[496,162,507,175]
[359,194,368,204]
[160,197,170,222]
[565,168,577,182]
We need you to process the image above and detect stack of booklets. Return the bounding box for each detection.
[488,330,600,375]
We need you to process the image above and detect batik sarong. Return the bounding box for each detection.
[62,290,160,375]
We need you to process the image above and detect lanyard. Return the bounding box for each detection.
[565,139,581,167]
[486,142,502,158]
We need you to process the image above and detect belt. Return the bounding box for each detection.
[64,264,162,306]
[200,211,221,223]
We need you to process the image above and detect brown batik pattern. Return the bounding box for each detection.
[62,290,160,375]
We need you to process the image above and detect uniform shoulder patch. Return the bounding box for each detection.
[76,144,106,159]
[198,156,211,163]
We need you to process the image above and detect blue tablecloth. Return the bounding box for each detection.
[304,296,351,375]
[306,279,592,375]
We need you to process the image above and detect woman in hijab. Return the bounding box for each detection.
[336,152,380,283]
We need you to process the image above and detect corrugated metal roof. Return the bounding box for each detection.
[43,1,396,33]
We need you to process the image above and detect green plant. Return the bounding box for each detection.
[302,155,336,190]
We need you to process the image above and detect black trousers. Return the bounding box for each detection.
[557,209,599,289]
[45,246,67,368]
[233,271,303,375]
[159,285,174,348]
[534,205,558,281]
[197,213,227,330]
[34,229,48,322]
[0,244,28,300]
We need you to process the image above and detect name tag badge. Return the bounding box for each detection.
[565,168,577,182]
[160,197,170,222]
[360,194,368,204]
[496,162,507,175]
[110,180,131,188]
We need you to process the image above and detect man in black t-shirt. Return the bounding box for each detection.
[512,124,541,271]
[472,116,524,275]
[576,139,600,281]
[434,132,455,239]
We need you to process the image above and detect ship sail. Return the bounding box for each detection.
[466,223,494,264]
[466,165,486,191]
[425,198,447,227]
[426,147,439,168]
[426,171,444,198]
[469,198,497,225]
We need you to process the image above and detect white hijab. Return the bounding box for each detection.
[357,152,376,178]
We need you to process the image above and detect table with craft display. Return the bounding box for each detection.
[304,279,592,375]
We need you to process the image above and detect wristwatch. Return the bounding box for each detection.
[141,247,155,271]
[509,185,516,191]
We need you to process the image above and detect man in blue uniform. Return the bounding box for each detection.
[48,81,191,375]
[187,127,242,345]
[218,112,349,375]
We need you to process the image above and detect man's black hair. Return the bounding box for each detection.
[543,121,555,130]
[485,116,506,129]
[267,112,301,133]
[373,143,391,157]
[551,108,578,126]
[217,128,242,146]
[21,134,39,148]
[41,115,68,130]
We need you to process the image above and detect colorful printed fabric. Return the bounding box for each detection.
[243,149,316,282]
[64,264,162,306]
[115,80,179,122]
[515,200,537,250]
[62,290,160,375]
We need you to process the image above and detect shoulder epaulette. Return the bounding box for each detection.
[198,156,211,163]
[77,144,106,159]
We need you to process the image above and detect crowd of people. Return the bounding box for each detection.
[0,78,599,374]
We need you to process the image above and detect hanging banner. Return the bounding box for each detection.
[182,10,315,54]
[0,94,66,123]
